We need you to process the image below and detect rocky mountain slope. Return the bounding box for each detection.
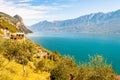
[30,9,120,34]
[0,12,32,34]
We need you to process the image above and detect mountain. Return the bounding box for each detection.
[30,9,120,34]
[0,12,32,34]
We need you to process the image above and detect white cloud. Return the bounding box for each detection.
[0,0,70,25]
[19,0,33,2]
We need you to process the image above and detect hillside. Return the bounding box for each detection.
[30,9,120,34]
[0,37,52,80]
[0,12,32,34]
[0,12,119,80]
[0,36,118,80]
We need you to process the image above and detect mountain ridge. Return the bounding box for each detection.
[0,12,32,34]
[30,9,120,34]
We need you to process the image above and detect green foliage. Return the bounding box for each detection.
[77,55,117,80]
[0,37,6,53]
[35,59,55,72]
[2,39,36,65]
[50,55,117,80]
[0,37,118,80]
[52,51,61,61]
[0,19,18,32]
[50,56,79,80]
[0,37,51,80]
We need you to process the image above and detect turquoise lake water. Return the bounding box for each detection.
[27,32,120,74]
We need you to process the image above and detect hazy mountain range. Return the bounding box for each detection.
[30,9,120,34]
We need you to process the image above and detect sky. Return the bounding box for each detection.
[0,0,120,26]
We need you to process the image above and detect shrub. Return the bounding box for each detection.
[50,56,79,80]
[50,55,117,80]
[34,59,55,72]
[77,55,117,80]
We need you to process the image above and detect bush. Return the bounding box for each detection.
[77,55,117,80]
[50,55,117,80]
[34,59,55,73]
[2,39,36,64]
[50,56,79,80]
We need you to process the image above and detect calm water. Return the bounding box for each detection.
[27,32,120,74]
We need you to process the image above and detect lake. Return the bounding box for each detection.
[27,32,120,74]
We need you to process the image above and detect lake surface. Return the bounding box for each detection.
[27,32,120,74]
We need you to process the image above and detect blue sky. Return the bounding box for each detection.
[0,0,120,25]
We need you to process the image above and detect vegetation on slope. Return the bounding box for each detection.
[0,12,32,33]
[0,37,118,80]
[0,37,52,80]
[0,19,18,32]
[0,54,50,80]
[0,30,3,34]
[50,55,117,80]
[0,12,17,24]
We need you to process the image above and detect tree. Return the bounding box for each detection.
[2,39,34,77]
[76,55,117,80]
[50,56,79,80]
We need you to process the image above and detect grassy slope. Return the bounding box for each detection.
[0,19,18,33]
[0,14,55,79]
[0,37,53,80]
[0,36,118,80]
[0,55,50,80]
